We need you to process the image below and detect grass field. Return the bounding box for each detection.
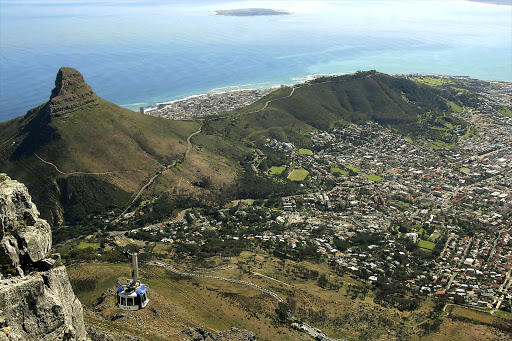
[392,200,410,207]
[331,167,349,176]
[410,77,469,93]
[498,106,512,117]
[364,174,385,182]
[411,77,455,87]
[287,169,309,181]
[429,140,456,150]
[430,231,441,240]
[447,100,463,113]
[298,148,313,155]
[75,241,101,250]
[68,263,131,307]
[448,305,493,325]
[418,240,436,250]
[269,166,286,175]
[493,310,512,319]
[345,165,359,173]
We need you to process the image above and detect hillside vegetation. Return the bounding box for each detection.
[204,71,465,147]
[67,250,511,341]
[0,68,243,225]
[1,69,468,228]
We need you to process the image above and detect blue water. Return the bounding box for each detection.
[0,0,511,122]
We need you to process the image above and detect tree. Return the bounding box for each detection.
[276,302,290,322]
[317,274,328,288]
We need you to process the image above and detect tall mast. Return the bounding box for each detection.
[132,253,139,283]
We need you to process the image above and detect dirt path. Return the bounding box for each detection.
[185,127,202,158]
[229,73,372,121]
[151,261,334,340]
[115,125,203,221]
[151,261,285,303]
[252,272,292,287]
[35,153,148,176]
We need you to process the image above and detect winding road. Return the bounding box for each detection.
[185,127,202,158]
[115,125,203,221]
[244,78,346,118]
[150,261,334,340]
[151,261,285,303]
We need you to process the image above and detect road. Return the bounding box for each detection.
[440,233,455,258]
[185,127,202,158]
[458,237,473,266]
[116,125,202,222]
[487,230,504,266]
[238,73,373,119]
[246,85,298,116]
[494,268,511,309]
[445,237,473,291]
[151,261,285,303]
[151,261,334,340]
[445,273,457,291]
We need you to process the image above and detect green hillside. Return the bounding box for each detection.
[0,69,467,227]
[204,71,463,146]
[0,68,243,225]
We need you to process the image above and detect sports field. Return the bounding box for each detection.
[298,148,313,155]
[269,166,285,175]
[288,169,309,181]
[419,240,435,250]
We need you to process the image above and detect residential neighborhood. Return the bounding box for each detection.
[119,76,512,315]
[145,88,274,120]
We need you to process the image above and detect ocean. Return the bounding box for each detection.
[0,0,511,122]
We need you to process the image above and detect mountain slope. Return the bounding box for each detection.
[0,69,465,226]
[204,71,457,146]
[0,67,239,225]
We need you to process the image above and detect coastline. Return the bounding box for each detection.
[144,86,280,113]
[140,71,511,122]
[142,71,492,114]
[143,73,343,113]
[211,8,291,17]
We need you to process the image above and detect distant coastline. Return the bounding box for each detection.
[143,72,511,119]
[212,8,290,16]
[144,74,332,113]
[468,0,511,5]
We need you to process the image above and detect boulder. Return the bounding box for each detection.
[0,174,52,276]
[0,267,87,340]
[0,174,87,340]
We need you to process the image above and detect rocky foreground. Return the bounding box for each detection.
[0,174,87,340]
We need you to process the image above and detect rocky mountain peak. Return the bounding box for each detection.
[47,67,99,116]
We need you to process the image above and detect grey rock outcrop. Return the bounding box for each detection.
[47,67,99,116]
[0,174,87,340]
[181,327,257,341]
[0,175,51,276]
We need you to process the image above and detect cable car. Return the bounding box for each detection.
[116,253,149,311]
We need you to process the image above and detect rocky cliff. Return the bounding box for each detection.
[0,174,87,340]
[47,67,100,116]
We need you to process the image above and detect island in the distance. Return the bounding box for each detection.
[212,8,290,16]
